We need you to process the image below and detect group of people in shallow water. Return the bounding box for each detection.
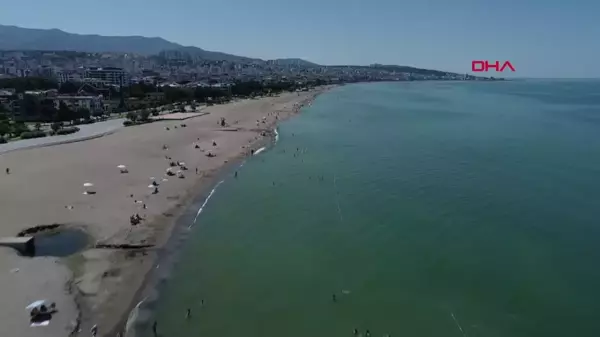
[149,300,204,337]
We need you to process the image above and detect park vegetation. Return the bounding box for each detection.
[0,77,329,140]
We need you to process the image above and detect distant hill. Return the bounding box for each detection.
[267,58,320,67]
[0,24,464,77]
[0,24,181,55]
[0,24,288,63]
[369,64,456,76]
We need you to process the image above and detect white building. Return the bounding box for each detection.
[53,95,104,113]
[56,71,83,84]
[84,67,130,86]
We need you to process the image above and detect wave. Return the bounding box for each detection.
[274,128,280,143]
[254,147,266,155]
[189,180,224,228]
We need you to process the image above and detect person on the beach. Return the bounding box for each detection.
[143,204,147,209]
[235,171,238,178]
[5,168,9,174]
[91,324,98,337]
[186,308,191,319]
[196,168,198,174]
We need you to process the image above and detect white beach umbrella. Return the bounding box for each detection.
[26,300,49,311]
[117,165,127,169]
[83,183,94,187]
[179,162,186,166]
[148,185,155,188]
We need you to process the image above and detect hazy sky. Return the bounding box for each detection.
[0,0,598,78]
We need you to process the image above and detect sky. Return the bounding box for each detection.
[0,0,598,78]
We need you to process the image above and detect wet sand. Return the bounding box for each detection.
[0,87,332,337]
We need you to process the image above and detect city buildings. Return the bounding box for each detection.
[84,67,130,86]
[53,95,104,113]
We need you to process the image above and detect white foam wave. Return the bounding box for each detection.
[274,128,280,143]
[254,147,266,155]
[189,180,224,228]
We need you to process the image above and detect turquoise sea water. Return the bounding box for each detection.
[153,80,600,337]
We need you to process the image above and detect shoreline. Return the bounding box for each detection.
[0,86,334,337]
[116,87,330,337]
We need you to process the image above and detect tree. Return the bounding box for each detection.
[50,122,62,133]
[0,77,58,93]
[55,101,76,123]
[92,109,104,118]
[11,122,29,137]
[58,81,79,94]
[76,107,91,120]
[20,94,41,119]
[0,121,10,138]
[126,111,139,122]
[139,109,151,121]
[37,99,57,122]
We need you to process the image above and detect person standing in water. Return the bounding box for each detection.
[152,320,158,337]
[186,308,191,319]
[235,171,238,178]
[332,294,337,302]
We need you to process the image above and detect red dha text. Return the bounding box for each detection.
[472,61,515,72]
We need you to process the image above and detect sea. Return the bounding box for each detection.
[150,80,600,337]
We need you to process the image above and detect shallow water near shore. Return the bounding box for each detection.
[152,81,600,337]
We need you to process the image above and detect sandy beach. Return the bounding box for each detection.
[0,87,331,337]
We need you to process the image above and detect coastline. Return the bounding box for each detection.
[118,85,337,337]
[114,86,331,337]
[0,85,334,337]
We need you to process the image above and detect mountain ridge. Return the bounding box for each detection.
[0,24,318,65]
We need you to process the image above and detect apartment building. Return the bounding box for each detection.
[53,95,104,113]
[84,67,130,86]
[56,70,83,84]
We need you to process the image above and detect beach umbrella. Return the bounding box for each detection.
[26,300,49,311]
[148,185,155,188]
[179,162,186,166]
[83,183,94,187]
[117,165,127,169]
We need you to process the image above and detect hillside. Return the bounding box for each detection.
[0,24,261,63]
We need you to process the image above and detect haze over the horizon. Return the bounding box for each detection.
[0,0,597,78]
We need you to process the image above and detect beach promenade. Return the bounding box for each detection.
[0,118,126,155]
[0,88,330,337]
